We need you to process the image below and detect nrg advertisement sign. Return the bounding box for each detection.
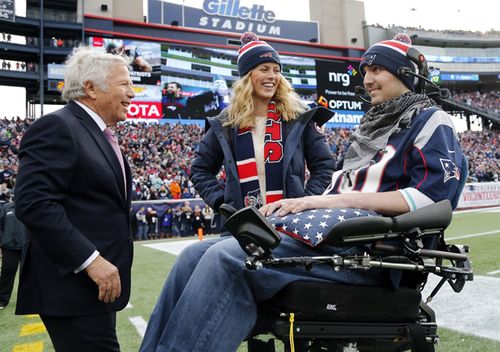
[315,60,369,128]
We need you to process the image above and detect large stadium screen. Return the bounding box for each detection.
[47,63,65,92]
[160,43,318,119]
[88,37,163,119]
[160,44,234,119]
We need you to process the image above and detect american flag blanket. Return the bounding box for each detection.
[267,208,380,247]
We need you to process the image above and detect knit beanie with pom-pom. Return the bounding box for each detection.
[237,32,281,77]
[359,33,418,91]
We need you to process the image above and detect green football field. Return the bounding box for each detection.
[1,208,499,352]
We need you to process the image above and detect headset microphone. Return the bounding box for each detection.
[354,86,371,104]
[397,67,450,100]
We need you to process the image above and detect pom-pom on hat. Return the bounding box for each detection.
[359,33,417,91]
[237,32,281,77]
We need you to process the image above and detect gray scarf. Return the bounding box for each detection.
[342,92,436,177]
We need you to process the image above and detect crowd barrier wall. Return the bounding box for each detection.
[457,182,500,209]
[131,198,206,214]
[131,181,500,216]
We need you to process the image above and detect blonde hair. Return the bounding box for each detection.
[225,72,306,129]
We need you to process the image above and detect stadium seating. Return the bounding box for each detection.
[0,118,498,204]
[451,90,499,115]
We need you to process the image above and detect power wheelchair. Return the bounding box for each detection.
[221,200,473,352]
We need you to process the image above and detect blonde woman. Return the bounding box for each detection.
[191,31,334,217]
[140,33,335,352]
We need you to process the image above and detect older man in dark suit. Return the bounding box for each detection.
[14,46,135,351]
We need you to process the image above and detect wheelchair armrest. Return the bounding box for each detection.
[392,200,452,232]
[324,200,452,246]
[323,216,394,245]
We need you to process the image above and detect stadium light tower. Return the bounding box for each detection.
[181,0,185,27]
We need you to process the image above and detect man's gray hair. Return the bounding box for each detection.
[62,46,129,102]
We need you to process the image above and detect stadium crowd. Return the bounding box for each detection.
[0,116,498,237]
[113,121,205,201]
[451,90,500,115]
[459,129,500,182]
[0,117,31,202]
[388,24,499,38]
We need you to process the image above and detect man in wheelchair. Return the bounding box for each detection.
[140,34,469,352]
[228,200,471,352]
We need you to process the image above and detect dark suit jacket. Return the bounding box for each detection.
[14,101,133,316]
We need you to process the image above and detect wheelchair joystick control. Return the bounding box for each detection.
[219,204,237,219]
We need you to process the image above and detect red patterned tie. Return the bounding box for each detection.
[103,127,127,195]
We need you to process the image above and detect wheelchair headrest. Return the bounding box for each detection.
[324,200,452,246]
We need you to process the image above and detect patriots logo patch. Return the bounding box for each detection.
[244,189,263,208]
[260,52,274,58]
[362,54,377,66]
[440,158,460,183]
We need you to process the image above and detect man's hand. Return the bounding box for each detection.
[85,255,121,303]
[260,196,328,217]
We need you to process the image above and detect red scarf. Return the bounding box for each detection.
[234,101,284,208]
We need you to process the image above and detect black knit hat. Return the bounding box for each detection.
[359,33,417,91]
[237,32,281,77]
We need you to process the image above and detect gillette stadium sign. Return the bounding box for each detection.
[203,0,276,23]
[148,0,319,41]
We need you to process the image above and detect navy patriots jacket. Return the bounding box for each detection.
[190,107,336,213]
[326,107,465,211]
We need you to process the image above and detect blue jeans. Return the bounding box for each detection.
[140,236,385,352]
[171,224,181,237]
[180,220,192,237]
[137,223,148,241]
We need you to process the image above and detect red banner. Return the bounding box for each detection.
[127,101,163,119]
[92,37,103,47]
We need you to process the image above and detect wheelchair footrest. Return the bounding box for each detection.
[272,321,438,339]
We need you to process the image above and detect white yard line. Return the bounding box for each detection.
[142,239,199,255]
[447,229,500,241]
[129,316,148,338]
[454,206,500,214]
